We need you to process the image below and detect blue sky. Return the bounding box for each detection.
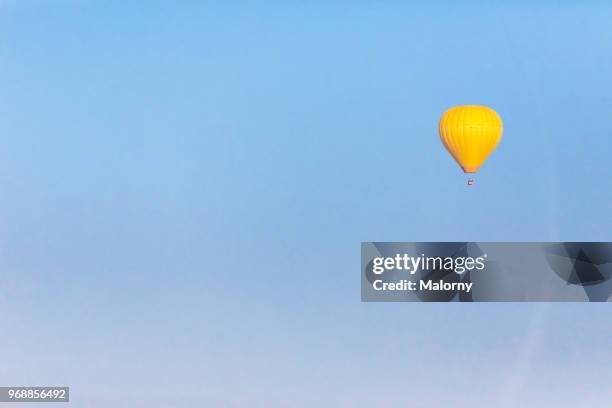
[0,1,611,407]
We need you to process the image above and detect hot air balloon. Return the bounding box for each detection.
[439,105,503,186]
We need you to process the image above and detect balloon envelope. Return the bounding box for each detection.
[439,105,503,173]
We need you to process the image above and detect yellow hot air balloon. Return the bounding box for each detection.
[439,105,503,178]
